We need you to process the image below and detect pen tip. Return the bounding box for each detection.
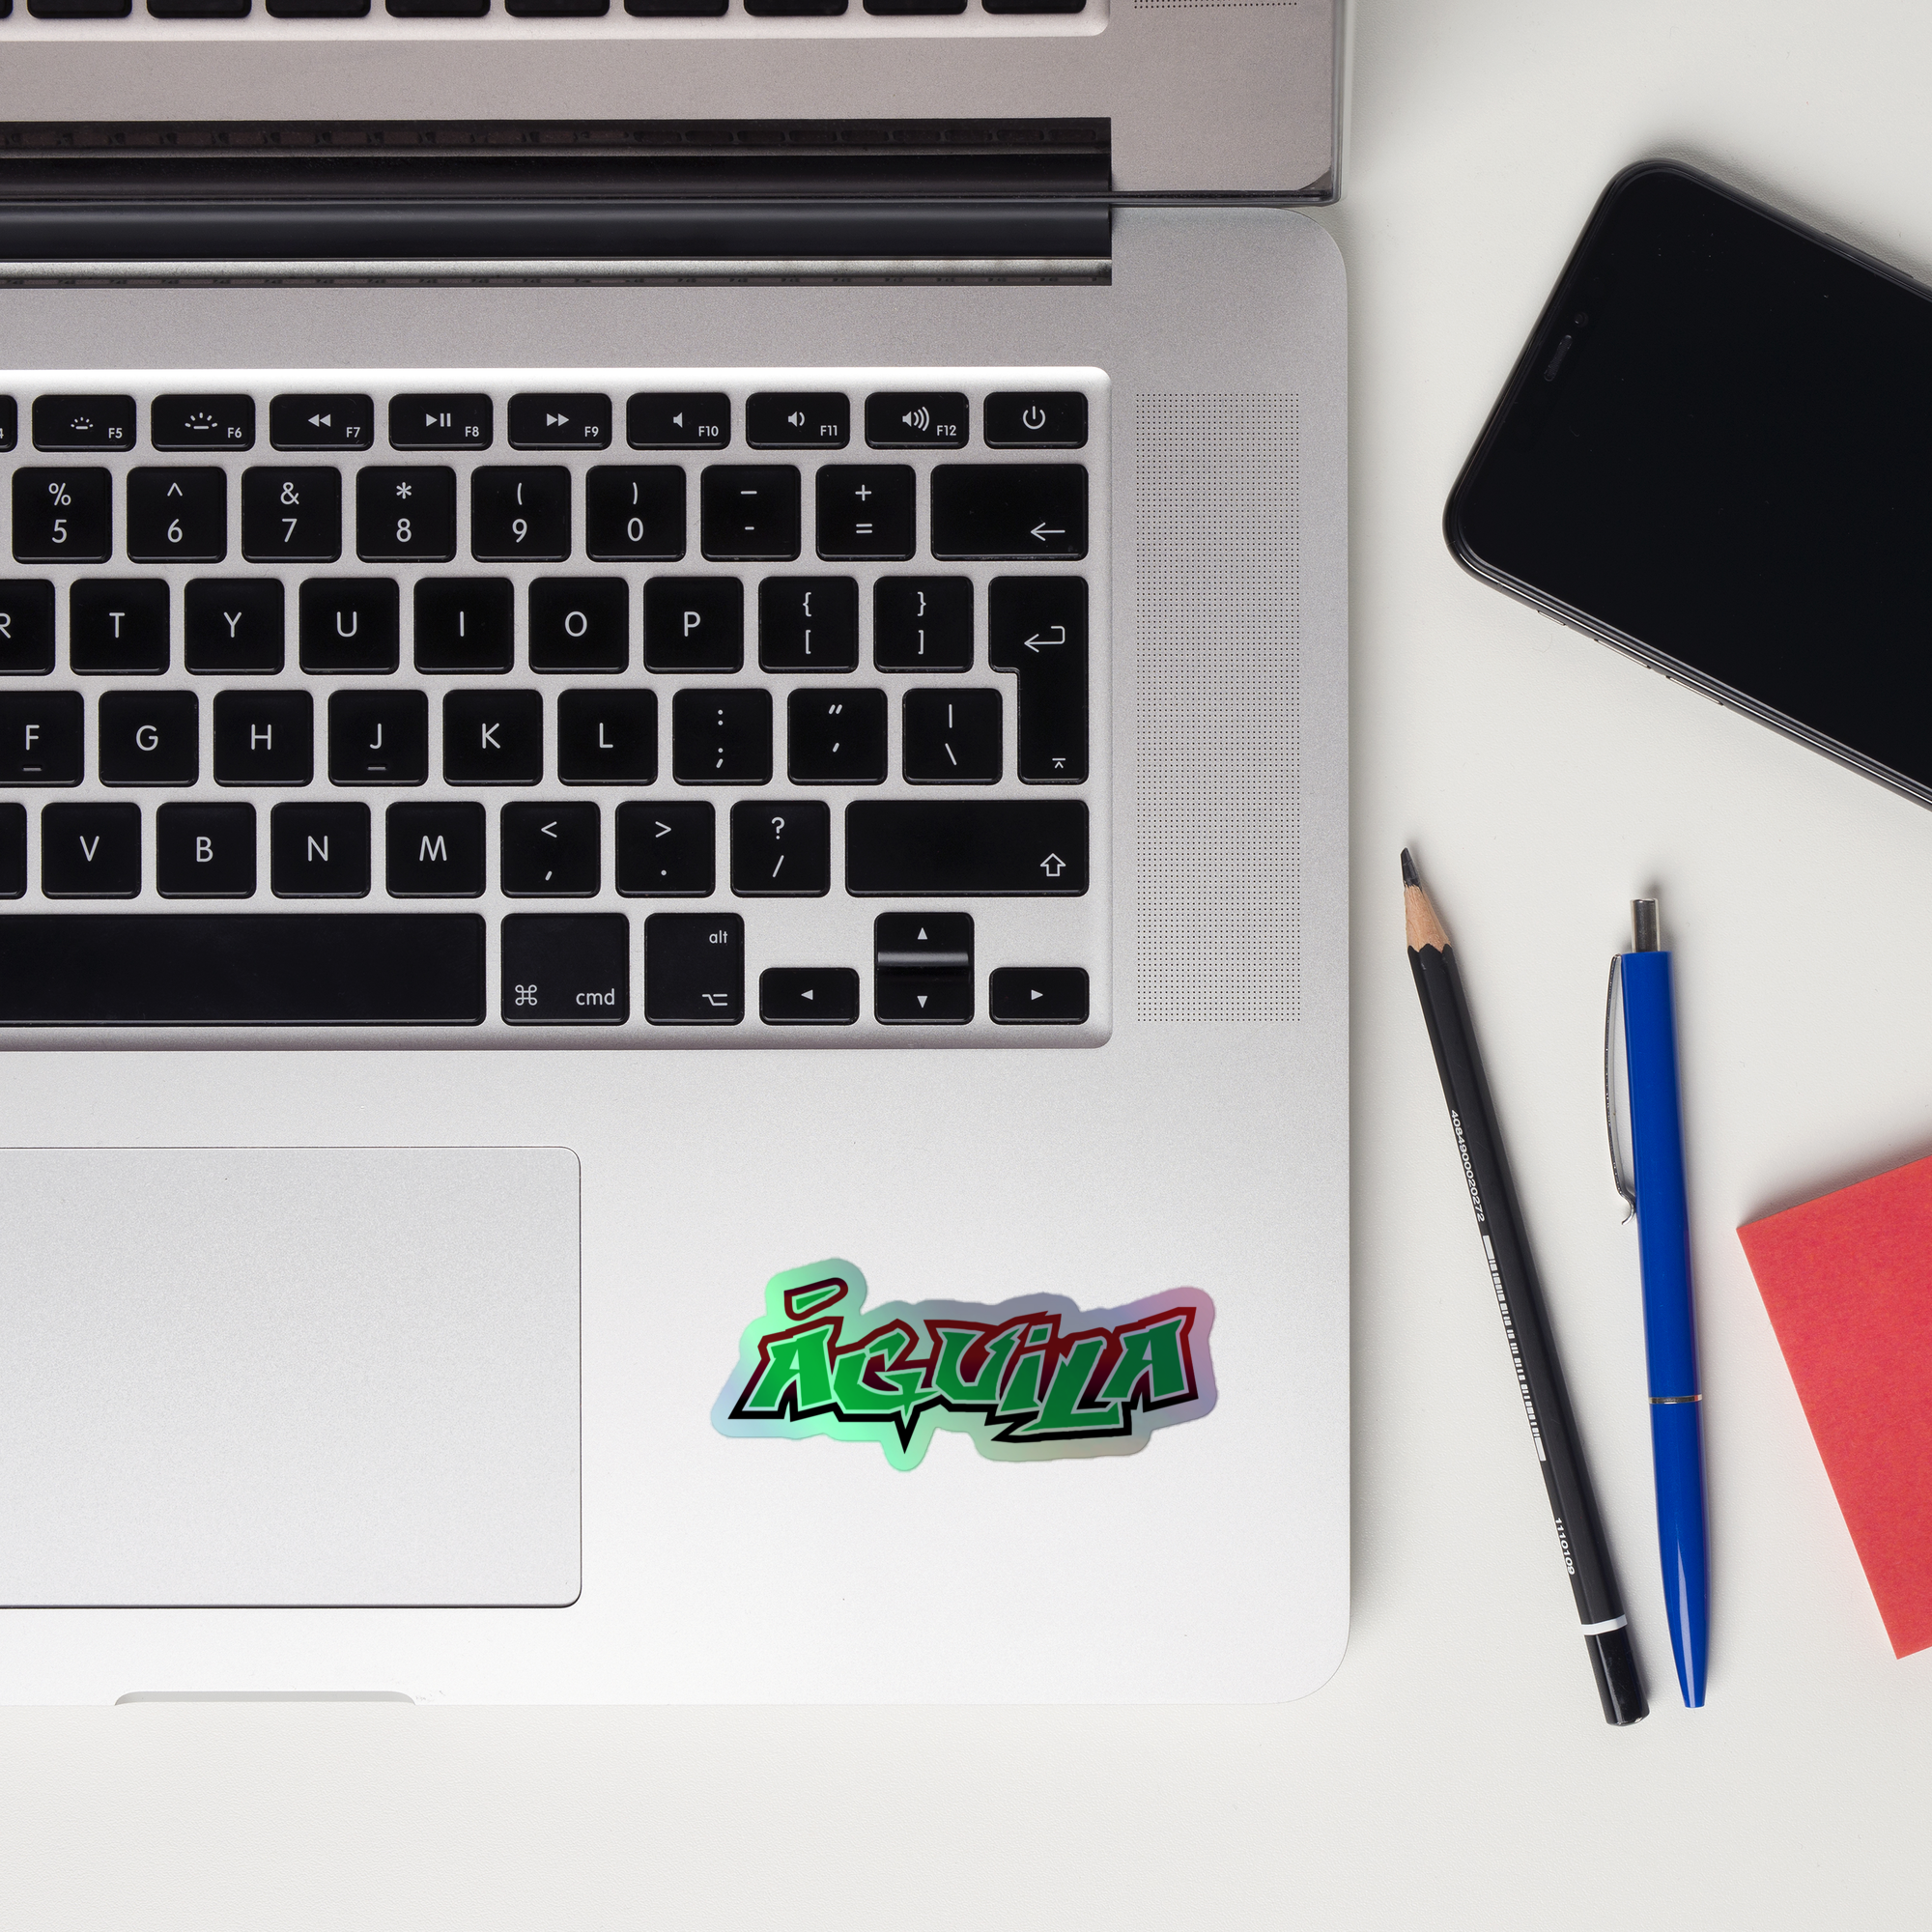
[1400,848,1419,889]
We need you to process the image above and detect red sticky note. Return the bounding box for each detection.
[1740,1155,1932,1658]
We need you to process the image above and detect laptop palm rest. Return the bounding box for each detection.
[0,1147,579,1608]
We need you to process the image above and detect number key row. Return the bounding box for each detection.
[9,462,1089,564]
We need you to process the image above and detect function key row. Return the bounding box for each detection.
[7,463,1089,564]
[0,575,1087,711]
[0,390,1086,455]
[0,798,1089,899]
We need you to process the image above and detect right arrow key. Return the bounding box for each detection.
[929,464,1087,560]
[989,967,1090,1026]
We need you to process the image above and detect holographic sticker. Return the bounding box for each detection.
[713,1260,1217,1469]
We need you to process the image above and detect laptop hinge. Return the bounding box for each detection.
[0,122,1112,285]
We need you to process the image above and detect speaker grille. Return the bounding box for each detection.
[1134,393,1301,1023]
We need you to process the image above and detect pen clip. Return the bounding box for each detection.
[1604,955,1636,1223]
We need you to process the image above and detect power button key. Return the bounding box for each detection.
[982,391,1088,449]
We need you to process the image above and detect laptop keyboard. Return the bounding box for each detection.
[0,367,1108,1041]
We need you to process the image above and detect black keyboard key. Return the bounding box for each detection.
[672,688,771,784]
[270,393,374,450]
[989,966,1089,1022]
[558,689,657,785]
[903,689,1001,784]
[846,799,1088,895]
[327,690,428,785]
[299,579,400,674]
[627,392,729,447]
[390,392,492,451]
[744,0,843,11]
[42,804,142,897]
[988,575,1088,782]
[746,392,849,448]
[386,802,486,897]
[530,578,629,673]
[759,967,859,1026]
[501,802,600,896]
[730,799,830,896]
[644,911,743,1024]
[508,392,611,448]
[873,910,973,1024]
[931,465,1088,560]
[982,390,1089,446]
[501,914,629,1022]
[0,399,15,453]
[267,0,368,13]
[444,689,543,785]
[127,468,228,564]
[788,687,887,784]
[0,580,56,675]
[759,577,857,673]
[866,391,969,449]
[185,579,285,674]
[874,577,971,670]
[357,468,456,563]
[13,469,112,564]
[156,803,257,898]
[152,394,256,451]
[387,0,485,13]
[99,691,198,785]
[700,466,800,561]
[615,800,712,896]
[472,467,571,562]
[242,466,342,563]
[983,0,1085,9]
[816,466,915,561]
[414,578,514,673]
[32,394,134,452]
[214,690,313,785]
[0,913,484,1026]
[865,0,962,11]
[28,0,131,14]
[0,692,83,784]
[71,581,169,674]
[644,577,742,672]
[0,804,24,899]
[585,466,685,561]
[626,0,724,13]
[271,803,370,896]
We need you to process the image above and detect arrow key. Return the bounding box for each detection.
[989,966,1089,1025]
[500,801,601,896]
[759,967,860,1026]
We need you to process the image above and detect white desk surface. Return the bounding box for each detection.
[10,2,1932,1924]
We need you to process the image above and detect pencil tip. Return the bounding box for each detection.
[1400,848,1418,888]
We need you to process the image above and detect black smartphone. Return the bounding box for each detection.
[1446,161,1932,805]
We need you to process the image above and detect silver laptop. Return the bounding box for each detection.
[0,11,1349,1703]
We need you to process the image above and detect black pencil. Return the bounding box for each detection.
[1403,849,1647,1726]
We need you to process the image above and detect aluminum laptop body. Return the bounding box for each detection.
[0,15,1349,1704]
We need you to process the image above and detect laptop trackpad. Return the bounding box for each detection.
[0,1148,580,1607]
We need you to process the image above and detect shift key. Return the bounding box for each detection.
[929,465,1087,560]
[845,800,1088,895]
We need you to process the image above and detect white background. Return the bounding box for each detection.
[10,1,1932,1922]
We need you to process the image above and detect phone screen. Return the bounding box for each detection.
[1447,163,1932,799]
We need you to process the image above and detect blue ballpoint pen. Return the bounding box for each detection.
[1615,897,1710,1707]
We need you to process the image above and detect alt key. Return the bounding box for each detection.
[759,966,860,1026]
[988,966,1089,1024]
